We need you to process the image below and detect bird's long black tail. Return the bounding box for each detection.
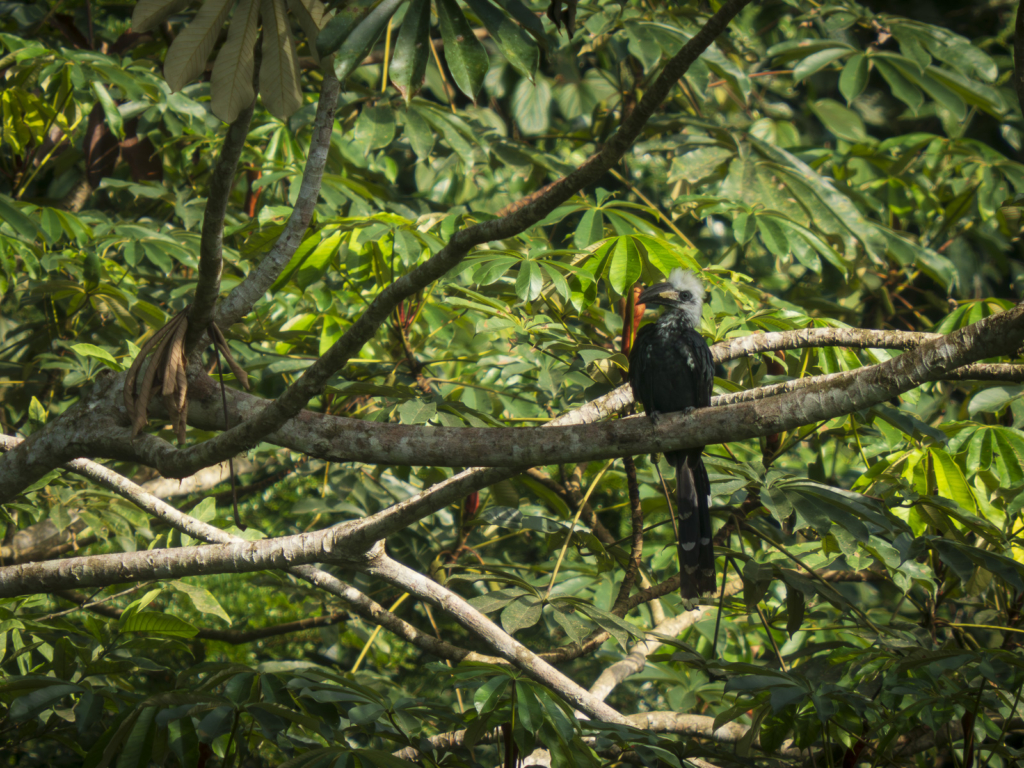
[673,453,716,599]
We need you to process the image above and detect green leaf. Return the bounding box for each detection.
[316,0,377,58]
[606,236,641,296]
[792,46,851,82]
[436,0,488,99]
[464,0,539,79]
[10,683,83,721]
[573,209,604,248]
[269,230,323,292]
[500,595,543,634]
[474,675,510,713]
[551,600,589,645]
[0,193,40,239]
[839,53,869,103]
[121,611,199,638]
[333,0,409,84]
[403,105,435,159]
[969,387,1024,418]
[28,396,47,424]
[390,0,431,102]
[398,400,436,424]
[669,146,733,184]
[515,260,543,302]
[296,231,343,290]
[71,343,124,371]
[500,0,548,46]
[873,56,925,114]
[810,98,870,143]
[355,105,396,150]
[757,215,790,257]
[170,581,231,623]
[577,604,642,650]
[510,77,551,135]
[90,81,124,140]
[930,447,977,513]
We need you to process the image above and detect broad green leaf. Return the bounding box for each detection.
[210,0,260,123]
[669,146,733,184]
[515,260,543,302]
[930,448,977,513]
[0,193,40,239]
[355,105,397,149]
[132,0,192,33]
[501,0,548,46]
[317,0,377,58]
[260,0,303,119]
[390,0,431,102]
[296,231,344,289]
[437,0,488,99]
[792,46,851,82]
[839,53,868,103]
[398,400,436,424]
[333,0,408,84]
[122,611,199,638]
[510,77,551,135]
[10,683,83,721]
[874,56,925,114]
[403,105,435,159]
[811,98,870,143]
[606,236,642,296]
[573,209,604,249]
[164,0,234,93]
[90,81,124,140]
[170,581,231,623]
[500,595,543,634]
[72,343,123,371]
[464,0,539,79]
[269,230,323,292]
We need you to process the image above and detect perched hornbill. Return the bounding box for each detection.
[628,268,716,599]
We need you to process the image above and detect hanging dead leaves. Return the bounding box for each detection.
[123,312,250,444]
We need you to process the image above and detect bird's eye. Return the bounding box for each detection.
[679,291,692,302]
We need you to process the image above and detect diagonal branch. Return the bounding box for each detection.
[214,68,340,330]
[362,550,629,724]
[0,435,482,663]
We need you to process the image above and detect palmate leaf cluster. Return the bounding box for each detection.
[3,0,1024,765]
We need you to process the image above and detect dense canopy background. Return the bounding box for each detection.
[3,0,1024,765]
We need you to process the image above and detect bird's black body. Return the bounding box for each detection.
[628,271,716,599]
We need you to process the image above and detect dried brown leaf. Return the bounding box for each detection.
[208,322,251,390]
[124,315,179,415]
[131,311,187,437]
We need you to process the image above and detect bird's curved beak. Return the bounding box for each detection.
[637,282,677,307]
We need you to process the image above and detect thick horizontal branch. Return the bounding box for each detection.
[128,304,1024,473]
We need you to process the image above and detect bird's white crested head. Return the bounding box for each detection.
[667,268,705,328]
